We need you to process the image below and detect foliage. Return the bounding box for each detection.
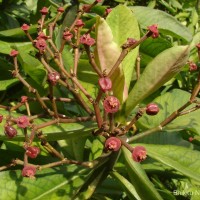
[0,0,200,200]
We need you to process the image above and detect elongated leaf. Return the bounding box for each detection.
[0,40,12,54]
[143,144,200,183]
[0,109,96,141]
[124,45,189,117]
[122,147,163,200]
[95,5,140,102]
[110,171,141,200]
[138,89,200,134]
[0,166,90,200]
[17,44,47,86]
[0,79,19,91]
[131,6,192,42]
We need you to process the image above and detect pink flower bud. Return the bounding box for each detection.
[26,146,40,158]
[146,103,159,115]
[40,7,48,15]
[132,146,147,162]
[80,34,95,46]
[48,71,60,85]
[22,166,36,178]
[0,115,3,123]
[147,24,159,38]
[82,4,91,13]
[10,49,19,57]
[63,31,73,41]
[57,7,65,13]
[21,96,28,103]
[75,19,85,28]
[4,125,17,138]
[189,62,198,71]
[98,77,112,92]
[21,24,30,31]
[188,137,194,142]
[196,43,200,50]
[37,32,49,40]
[103,96,120,113]
[16,116,30,128]
[105,137,121,151]
[34,38,47,53]
[105,8,112,15]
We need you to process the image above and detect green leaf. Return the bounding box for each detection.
[0,79,19,91]
[0,40,12,54]
[143,144,200,183]
[17,44,47,86]
[95,5,140,102]
[124,45,189,117]
[122,147,163,200]
[131,6,192,42]
[110,171,141,200]
[138,89,200,134]
[0,165,90,200]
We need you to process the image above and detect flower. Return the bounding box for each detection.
[105,8,112,15]
[26,146,40,158]
[80,34,95,46]
[10,49,19,57]
[188,137,194,142]
[196,43,200,50]
[37,32,49,40]
[189,62,198,71]
[22,166,36,178]
[103,96,120,113]
[132,146,147,162]
[16,116,30,128]
[82,4,91,13]
[21,24,30,31]
[98,77,112,92]
[34,38,47,53]
[75,19,85,28]
[4,125,17,138]
[40,7,48,15]
[147,24,159,38]
[0,115,3,123]
[105,137,121,151]
[48,71,60,85]
[57,7,65,13]
[146,103,159,115]
[21,96,28,103]
[63,31,73,41]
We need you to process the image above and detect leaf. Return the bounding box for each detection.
[0,165,90,200]
[131,6,192,42]
[138,89,200,134]
[124,45,189,117]
[17,44,47,86]
[0,79,19,91]
[0,109,96,141]
[110,171,141,200]
[0,40,12,54]
[95,5,140,102]
[122,147,163,200]
[143,144,200,183]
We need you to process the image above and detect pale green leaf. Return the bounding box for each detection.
[124,45,189,117]
[0,79,19,91]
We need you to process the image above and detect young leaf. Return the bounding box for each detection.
[95,5,140,102]
[124,45,189,117]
